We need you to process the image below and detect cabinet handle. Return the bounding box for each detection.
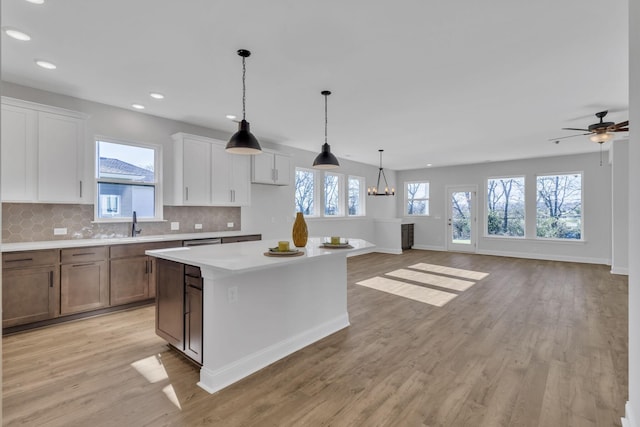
[79,180,83,198]
[185,187,189,201]
[275,169,278,182]
[49,271,53,288]
[144,260,149,274]
[72,263,94,268]
[72,252,95,257]
[6,258,34,263]
[148,259,153,274]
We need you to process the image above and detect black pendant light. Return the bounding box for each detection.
[368,149,395,196]
[226,49,262,154]
[312,90,340,169]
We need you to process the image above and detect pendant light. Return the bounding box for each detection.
[226,49,262,154]
[312,90,340,169]
[367,149,395,196]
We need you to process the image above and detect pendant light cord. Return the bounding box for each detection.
[324,93,328,144]
[242,56,247,121]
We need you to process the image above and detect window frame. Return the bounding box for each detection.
[534,171,584,241]
[94,136,163,222]
[405,181,430,216]
[485,175,526,239]
[347,175,366,217]
[324,171,345,217]
[294,167,320,217]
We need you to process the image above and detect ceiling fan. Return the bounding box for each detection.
[550,110,629,144]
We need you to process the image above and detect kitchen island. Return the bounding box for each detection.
[146,237,374,394]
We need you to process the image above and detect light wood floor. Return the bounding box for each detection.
[3,251,628,426]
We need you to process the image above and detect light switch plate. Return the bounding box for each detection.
[170,222,179,231]
[227,222,234,228]
[195,224,203,230]
[53,227,67,235]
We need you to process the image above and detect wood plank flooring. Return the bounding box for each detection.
[2,250,628,426]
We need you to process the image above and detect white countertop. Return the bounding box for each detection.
[146,237,375,274]
[0,231,261,252]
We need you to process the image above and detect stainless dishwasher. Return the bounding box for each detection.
[183,238,222,247]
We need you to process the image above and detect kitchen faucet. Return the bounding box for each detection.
[131,211,141,237]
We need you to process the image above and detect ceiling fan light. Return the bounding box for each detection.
[590,132,615,143]
[313,143,339,169]
[226,119,262,154]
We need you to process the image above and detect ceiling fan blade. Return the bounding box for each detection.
[562,127,590,132]
[613,128,629,132]
[548,133,591,141]
[613,120,629,128]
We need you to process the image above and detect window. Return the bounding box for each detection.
[295,168,317,216]
[96,139,162,220]
[405,181,429,215]
[487,176,525,237]
[536,173,582,239]
[348,176,365,216]
[324,172,343,216]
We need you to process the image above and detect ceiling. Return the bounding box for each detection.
[0,0,629,170]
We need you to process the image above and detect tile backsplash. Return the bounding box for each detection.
[1,203,241,243]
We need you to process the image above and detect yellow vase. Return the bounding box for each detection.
[292,212,308,247]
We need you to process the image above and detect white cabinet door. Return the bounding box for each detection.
[37,112,85,203]
[1,104,37,201]
[211,143,251,205]
[251,150,291,186]
[273,153,291,186]
[181,138,211,205]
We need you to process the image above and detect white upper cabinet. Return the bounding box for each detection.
[251,149,291,185]
[1,103,37,201]
[1,97,88,204]
[171,133,251,206]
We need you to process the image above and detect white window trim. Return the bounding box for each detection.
[94,136,163,222]
[405,181,430,216]
[534,171,584,241]
[324,171,345,217]
[485,175,526,238]
[347,175,366,217]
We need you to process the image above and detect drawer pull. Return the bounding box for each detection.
[6,258,34,263]
[72,263,94,268]
[72,252,95,257]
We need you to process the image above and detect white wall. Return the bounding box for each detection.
[611,141,629,274]
[397,153,613,264]
[626,0,639,424]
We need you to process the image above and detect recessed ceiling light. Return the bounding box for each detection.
[25,0,45,4]
[131,104,145,110]
[226,114,237,120]
[3,28,31,41]
[426,163,433,167]
[35,60,56,70]
[149,92,164,99]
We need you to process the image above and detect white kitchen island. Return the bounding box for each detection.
[146,237,374,394]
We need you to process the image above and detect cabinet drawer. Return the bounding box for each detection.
[221,234,262,244]
[185,265,201,278]
[61,246,107,263]
[110,241,181,258]
[2,249,59,269]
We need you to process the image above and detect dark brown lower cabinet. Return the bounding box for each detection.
[60,247,109,315]
[156,259,203,364]
[184,267,203,363]
[156,258,185,348]
[2,250,60,328]
[402,223,415,250]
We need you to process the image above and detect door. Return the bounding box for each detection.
[61,261,109,315]
[446,186,477,252]
[109,256,149,305]
[2,266,59,327]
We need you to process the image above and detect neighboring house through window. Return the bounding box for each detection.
[96,138,162,220]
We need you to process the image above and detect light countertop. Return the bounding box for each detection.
[0,230,262,252]
[146,237,375,274]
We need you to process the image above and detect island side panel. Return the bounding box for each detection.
[197,254,349,394]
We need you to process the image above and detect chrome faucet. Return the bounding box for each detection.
[131,211,141,237]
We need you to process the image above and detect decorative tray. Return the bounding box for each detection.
[264,248,304,257]
[320,242,353,249]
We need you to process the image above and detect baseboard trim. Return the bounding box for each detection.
[476,249,609,265]
[374,248,403,255]
[622,401,637,427]
[198,314,350,394]
[611,266,630,275]
[412,244,446,251]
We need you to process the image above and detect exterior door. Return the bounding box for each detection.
[446,186,477,252]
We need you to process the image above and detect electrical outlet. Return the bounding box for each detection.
[227,222,234,228]
[195,224,203,230]
[54,227,67,235]
[227,286,238,303]
[170,222,180,231]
